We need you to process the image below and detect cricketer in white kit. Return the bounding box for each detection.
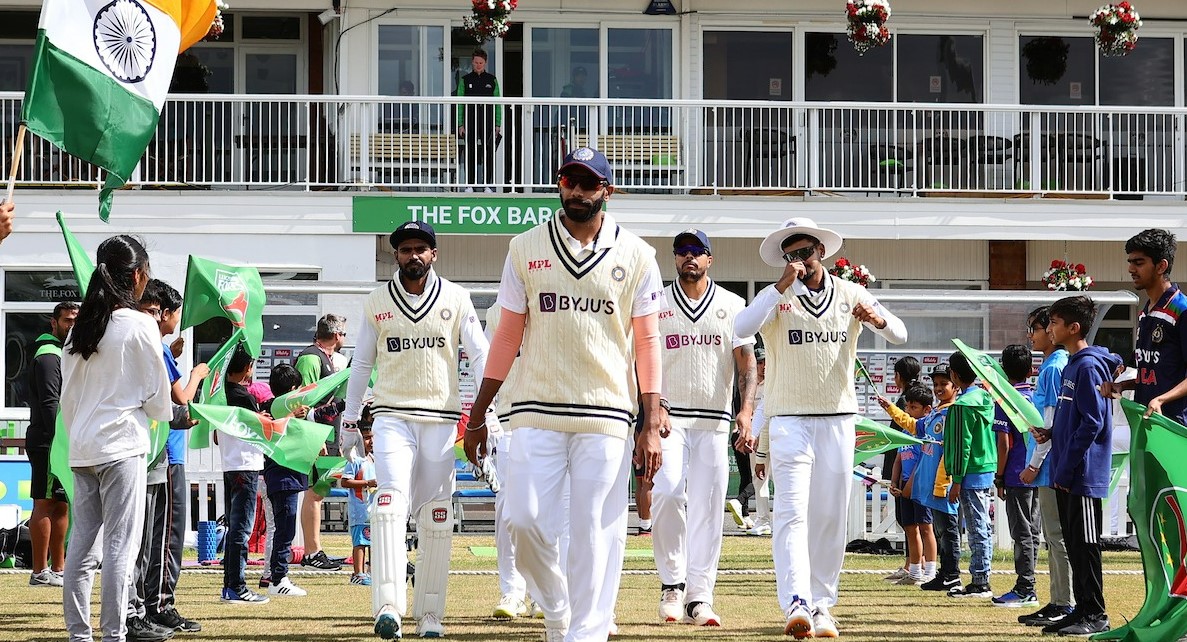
[464,147,666,642]
[735,218,907,639]
[652,229,756,627]
[342,221,489,640]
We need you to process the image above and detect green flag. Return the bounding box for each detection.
[271,369,350,418]
[854,416,923,465]
[48,414,72,503]
[189,330,245,449]
[952,339,1043,432]
[179,256,266,357]
[55,212,94,297]
[855,358,873,385]
[1096,399,1187,641]
[188,403,333,473]
[1109,450,1129,498]
[311,456,348,497]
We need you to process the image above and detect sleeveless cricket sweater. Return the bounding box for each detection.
[659,280,744,432]
[506,215,654,439]
[761,275,866,417]
[364,274,473,424]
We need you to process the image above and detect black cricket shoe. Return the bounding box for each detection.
[920,575,961,592]
[153,609,202,633]
[126,616,175,641]
[300,549,342,571]
[1021,603,1075,627]
[1054,613,1109,637]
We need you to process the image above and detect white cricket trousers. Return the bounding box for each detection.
[371,416,457,616]
[494,432,527,599]
[769,414,856,612]
[651,424,728,604]
[506,427,630,642]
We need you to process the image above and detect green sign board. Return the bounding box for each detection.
[353,196,563,235]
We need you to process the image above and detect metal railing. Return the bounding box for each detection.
[0,93,1183,197]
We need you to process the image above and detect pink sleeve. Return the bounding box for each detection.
[483,308,526,382]
[632,312,662,395]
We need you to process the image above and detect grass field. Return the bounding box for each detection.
[0,533,1149,641]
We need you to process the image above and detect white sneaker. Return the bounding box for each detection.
[895,573,925,586]
[683,602,722,626]
[659,587,684,622]
[530,601,544,619]
[268,576,307,596]
[726,499,747,528]
[416,613,444,638]
[748,517,772,536]
[29,568,63,587]
[543,627,566,642]
[493,594,529,620]
[483,187,495,194]
[884,567,910,582]
[813,606,839,638]
[784,602,814,639]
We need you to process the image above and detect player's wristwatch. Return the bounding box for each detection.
[658,397,671,413]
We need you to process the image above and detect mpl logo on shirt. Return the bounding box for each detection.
[386,336,448,352]
[787,329,849,345]
[538,292,616,315]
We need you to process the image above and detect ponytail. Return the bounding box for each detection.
[68,235,150,359]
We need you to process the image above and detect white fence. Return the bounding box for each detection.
[0,93,1184,197]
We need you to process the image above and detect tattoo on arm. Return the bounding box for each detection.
[736,344,758,412]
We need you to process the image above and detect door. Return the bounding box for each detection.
[236,46,303,183]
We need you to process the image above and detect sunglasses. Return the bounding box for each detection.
[557,173,607,191]
[674,245,709,258]
[782,246,817,264]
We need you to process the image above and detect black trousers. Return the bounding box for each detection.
[151,463,187,616]
[1056,489,1106,617]
[463,132,497,187]
[130,481,169,618]
[933,509,962,580]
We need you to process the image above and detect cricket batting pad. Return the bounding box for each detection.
[413,499,453,620]
[371,486,409,618]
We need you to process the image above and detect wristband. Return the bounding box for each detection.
[658,398,671,413]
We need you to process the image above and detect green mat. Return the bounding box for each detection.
[469,546,653,559]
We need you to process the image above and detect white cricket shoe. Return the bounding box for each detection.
[748,517,772,536]
[726,499,747,528]
[493,594,529,620]
[267,576,307,596]
[374,606,401,640]
[683,602,722,626]
[658,587,684,622]
[784,601,814,639]
[416,613,444,638]
[813,605,839,638]
[531,600,544,619]
[542,628,566,642]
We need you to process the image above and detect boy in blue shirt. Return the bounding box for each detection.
[1043,295,1121,636]
[912,365,960,593]
[341,412,377,586]
[262,364,312,598]
[879,382,938,585]
[992,344,1040,608]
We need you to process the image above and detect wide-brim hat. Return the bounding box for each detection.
[758,217,843,267]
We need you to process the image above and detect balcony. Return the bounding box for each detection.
[1,92,1183,199]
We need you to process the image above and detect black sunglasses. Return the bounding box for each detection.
[557,173,608,191]
[782,246,817,263]
[674,245,709,258]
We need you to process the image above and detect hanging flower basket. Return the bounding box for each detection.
[829,258,877,288]
[1022,37,1070,86]
[845,0,891,55]
[1043,260,1094,291]
[463,0,518,43]
[1090,2,1142,56]
[204,0,228,41]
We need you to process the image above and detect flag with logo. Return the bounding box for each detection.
[271,369,350,419]
[188,403,333,473]
[854,416,923,465]
[952,339,1043,432]
[188,328,243,448]
[855,358,873,385]
[180,256,266,357]
[1099,399,1187,641]
[22,0,217,221]
[56,212,94,296]
[310,456,348,497]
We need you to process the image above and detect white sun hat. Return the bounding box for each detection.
[758,217,844,267]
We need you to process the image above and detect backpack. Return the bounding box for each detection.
[0,520,32,568]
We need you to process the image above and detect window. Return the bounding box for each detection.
[896,35,984,103]
[184,14,305,95]
[804,32,892,101]
[703,31,793,101]
[1100,37,1174,106]
[4,270,82,303]
[4,312,52,409]
[377,25,446,131]
[531,28,599,98]
[1019,36,1095,105]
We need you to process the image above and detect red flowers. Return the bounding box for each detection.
[836,257,851,268]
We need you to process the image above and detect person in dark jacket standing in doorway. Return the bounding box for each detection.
[456,48,502,193]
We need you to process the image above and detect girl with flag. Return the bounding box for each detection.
[59,236,172,642]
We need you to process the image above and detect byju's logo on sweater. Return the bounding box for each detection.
[539,292,616,315]
[665,334,723,349]
[386,336,447,352]
[788,329,848,345]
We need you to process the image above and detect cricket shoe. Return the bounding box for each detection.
[748,517,772,536]
[374,606,401,640]
[416,613,444,638]
[659,587,684,622]
[813,605,839,638]
[683,602,722,626]
[784,600,814,639]
[726,499,748,528]
[493,594,529,620]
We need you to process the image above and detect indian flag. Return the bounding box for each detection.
[22,0,216,221]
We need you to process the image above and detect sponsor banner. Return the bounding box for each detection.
[353,196,564,235]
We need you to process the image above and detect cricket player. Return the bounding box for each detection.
[463,147,666,642]
[342,220,489,640]
[735,218,907,638]
[652,229,756,626]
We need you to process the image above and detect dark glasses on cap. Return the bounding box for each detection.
[674,245,709,257]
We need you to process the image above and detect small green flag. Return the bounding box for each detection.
[854,416,923,465]
[271,369,350,418]
[311,456,348,497]
[855,358,873,385]
[55,212,94,297]
[1109,450,1129,498]
[48,414,72,503]
[952,339,1043,432]
[188,403,333,473]
[189,330,245,449]
[179,256,266,358]
[1096,399,1187,641]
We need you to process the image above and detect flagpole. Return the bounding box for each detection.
[5,123,26,204]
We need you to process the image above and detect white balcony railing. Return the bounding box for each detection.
[0,93,1183,197]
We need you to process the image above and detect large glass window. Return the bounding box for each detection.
[377,25,446,131]
[804,32,892,101]
[703,31,792,100]
[4,312,48,409]
[608,28,672,132]
[1019,36,1095,105]
[1100,37,1174,106]
[896,35,984,103]
[531,28,599,98]
[0,44,32,92]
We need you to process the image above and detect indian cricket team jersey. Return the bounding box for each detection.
[506,215,655,439]
[1135,284,1187,424]
[911,407,957,515]
[761,275,866,417]
[363,273,475,423]
[660,280,749,431]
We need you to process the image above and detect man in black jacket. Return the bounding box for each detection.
[26,301,77,587]
[456,48,502,192]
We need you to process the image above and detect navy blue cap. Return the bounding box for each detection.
[559,147,614,185]
[390,220,437,249]
[673,228,711,254]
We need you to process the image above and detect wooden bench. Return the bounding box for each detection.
[575,134,683,185]
[350,133,458,185]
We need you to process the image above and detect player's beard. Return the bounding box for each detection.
[679,262,705,283]
[563,196,604,223]
[400,260,429,281]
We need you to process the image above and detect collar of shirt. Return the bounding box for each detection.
[791,272,832,298]
[557,213,618,256]
[393,266,438,301]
